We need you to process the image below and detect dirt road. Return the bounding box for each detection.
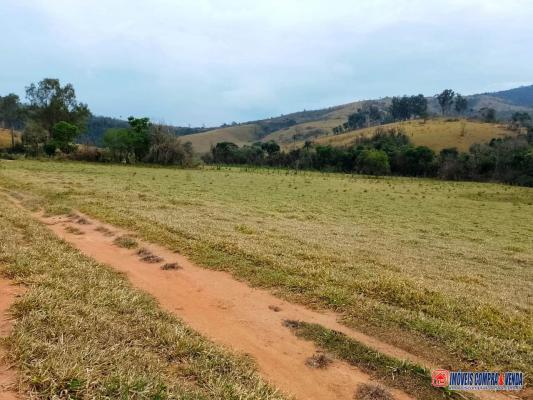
[35,210,521,400]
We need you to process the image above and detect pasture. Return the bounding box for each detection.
[1,159,531,382]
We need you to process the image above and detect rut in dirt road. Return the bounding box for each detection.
[34,209,518,400]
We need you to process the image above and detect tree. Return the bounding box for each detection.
[261,141,280,156]
[144,124,195,166]
[51,121,79,153]
[390,96,411,121]
[480,108,496,123]
[102,128,136,162]
[512,112,531,126]
[358,149,390,175]
[126,116,151,159]
[22,121,47,156]
[0,93,24,149]
[409,94,428,119]
[437,89,455,115]
[25,78,90,139]
[347,111,367,129]
[454,94,468,115]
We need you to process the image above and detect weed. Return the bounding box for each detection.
[65,225,84,235]
[113,235,138,249]
[355,383,393,400]
[161,262,181,270]
[305,352,332,369]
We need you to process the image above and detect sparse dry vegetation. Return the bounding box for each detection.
[303,118,515,152]
[161,262,181,270]
[113,235,138,249]
[64,225,84,235]
[355,383,393,400]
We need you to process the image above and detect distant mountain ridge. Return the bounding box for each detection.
[84,84,533,149]
[484,85,533,108]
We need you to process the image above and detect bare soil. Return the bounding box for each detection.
[0,278,22,400]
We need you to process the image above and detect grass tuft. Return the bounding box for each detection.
[354,383,393,400]
[113,235,138,249]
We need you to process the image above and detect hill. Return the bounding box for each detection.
[183,124,264,152]
[183,87,532,153]
[486,84,533,108]
[289,119,516,152]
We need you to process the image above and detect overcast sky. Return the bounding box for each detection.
[1,0,532,126]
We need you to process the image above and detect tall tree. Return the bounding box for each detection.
[454,94,468,115]
[409,94,428,119]
[437,89,455,115]
[0,93,24,149]
[25,78,90,140]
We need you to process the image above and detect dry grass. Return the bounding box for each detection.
[304,119,515,152]
[305,352,332,369]
[161,262,181,270]
[113,235,138,249]
[185,124,263,153]
[95,225,114,236]
[64,225,84,235]
[355,383,393,400]
[0,160,531,383]
[0,195,284,399]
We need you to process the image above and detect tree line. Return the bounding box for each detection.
[205,123,533,186]
[0,78,195,166]
[331,89,480,136]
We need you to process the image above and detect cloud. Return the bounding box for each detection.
[1,0,532,125]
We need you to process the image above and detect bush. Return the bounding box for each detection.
[358,149,390,175]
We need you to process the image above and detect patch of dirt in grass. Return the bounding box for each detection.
[0,277,23,400]
[95,226,114,236]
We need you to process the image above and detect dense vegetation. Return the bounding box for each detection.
[0,78,196,166]
[205,124,533,186]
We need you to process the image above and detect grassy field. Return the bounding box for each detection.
[301,119,514,152]
[0,192,283,399]
[184,124,263,153]
[0,160,531,383]
[184,118,515,154]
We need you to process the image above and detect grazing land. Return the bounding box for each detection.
[185,124,264,153]
[0,160,531,386]
[0,193,283,399]
[289,119,515,152]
